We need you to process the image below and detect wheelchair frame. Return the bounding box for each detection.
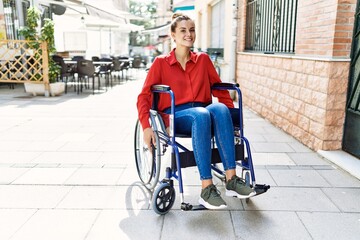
[134,82,269,215]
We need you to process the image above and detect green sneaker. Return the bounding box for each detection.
[199,184,227,210]
[226,175,256,199]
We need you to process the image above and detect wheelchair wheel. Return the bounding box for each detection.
[134,120,161,190]
[152,182,176,215]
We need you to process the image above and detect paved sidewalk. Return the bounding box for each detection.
[0,73,360,240]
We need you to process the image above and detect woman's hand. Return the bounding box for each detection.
[143,127,156,151]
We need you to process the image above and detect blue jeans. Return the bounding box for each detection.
[165,102,236,180]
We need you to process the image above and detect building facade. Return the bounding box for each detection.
[0,0,138,59]
[195,0,360,158]
[194,0,237,84]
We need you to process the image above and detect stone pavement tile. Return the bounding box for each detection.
[54,132,94,142]
[57,185,150,210]
[245,118,274,127]
[252,153,296,165]
[316,169,360,187]
[10,209,99,240]
[251,142,295,153]
[97,141,126,152]
[0,151,41,164]
[116,167,143,186]
[162,210,236,240]
[12,167,78,185]
[86,209,163,240]
[19,140,67,151]
[244,187,340,212]
[64,167,125,185]
[250,168,277,186]
[0,167,30,184]
[262,133,297,143]
[0,209,36,240]
[0,132,58,141]
[0,185,71,208]
[231,211,312,240]
[0,141,29,151]
[287,152,330,165]
[263,126,290,135]
[268,169,331,187]
[298,212,360,240]
[97,152,131,165]
[32,151,102,164]
[322,188,360,212]
[58,141,102,152]
[245,133,267,142]
[287,142,313,153]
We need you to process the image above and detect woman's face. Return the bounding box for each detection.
[171,20,196,48]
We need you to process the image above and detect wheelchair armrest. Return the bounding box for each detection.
[211,82,239,90]
[151,84,171,92]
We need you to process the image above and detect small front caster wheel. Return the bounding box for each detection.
[152,182,176,215]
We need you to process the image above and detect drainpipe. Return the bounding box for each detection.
[229,0,239,99]
[230,0,238,85]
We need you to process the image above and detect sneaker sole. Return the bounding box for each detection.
[225,190,256,199]
[199,198,227,210]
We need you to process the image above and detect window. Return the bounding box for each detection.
[3,0,19,40]
[245,0,298,53]
[39,4,51,26]
[211,0,225,49]
[2,0,29,41]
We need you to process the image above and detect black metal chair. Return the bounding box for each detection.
[91,56,100,61]
[77,59,99,94]
[118,56,130,80]
[52,55,73,93]
[97,58,113,88]
[111,58,123,83]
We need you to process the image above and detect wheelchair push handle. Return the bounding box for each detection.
[151,84,171,92]
[211,82,239,90]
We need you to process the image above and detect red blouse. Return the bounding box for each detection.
[137,49,234,129]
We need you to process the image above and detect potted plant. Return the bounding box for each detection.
[19,7,64,96]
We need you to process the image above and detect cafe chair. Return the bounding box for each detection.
[111,58,123,83]
[97,58,113,88]
[77,59,99,94]
[52,55,74,93]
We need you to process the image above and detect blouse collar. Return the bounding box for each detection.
[166,48,197,65]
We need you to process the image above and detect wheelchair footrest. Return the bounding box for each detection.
[181,202,209,211]
[181,202,193,211]
[254,184,270,196]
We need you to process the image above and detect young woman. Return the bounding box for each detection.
[137,13,255,210]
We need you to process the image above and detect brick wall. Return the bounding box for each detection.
[237,53,349,150]
[296,0,356,57]
[235,0,356,151]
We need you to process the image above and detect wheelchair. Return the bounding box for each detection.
[134,82,270,215]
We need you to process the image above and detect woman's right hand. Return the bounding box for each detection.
[143,127,156,151]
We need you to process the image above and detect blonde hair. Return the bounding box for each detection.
[170,12,192,33]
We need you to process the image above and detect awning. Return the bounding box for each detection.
[84,0,143,23]
[84,15,143,32]
[141,22,171,34]
[37,0,142,22]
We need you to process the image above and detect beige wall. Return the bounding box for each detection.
[236,0,356,151]
[194,0,235,83]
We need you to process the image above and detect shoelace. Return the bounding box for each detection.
[230,176,246,188]
[204,185,221,199]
